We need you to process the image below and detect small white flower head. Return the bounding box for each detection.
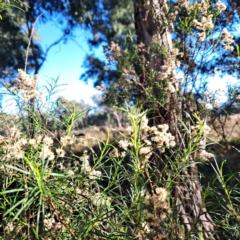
[15,70,42,101]
[155,187,168,202]
[144,139,152,146]
[157,124,169,133]
[236,94,240,100]
[13,147,24,159]
[9,126,21,139]
[44,216,55,230]
[36,135,43,144]
[202,124,211,134]
[204,103,213,110]
[198,150,214,161]
[215,1,226,13]
[139,146,152,156]
[169,140,176,147]
[125,126,133,136]
[39,145,54,160]
[19,138,27,146]
[60,135,76,146]
[43,136,53,146]
[89,170,102,180]
[140,114,149,128]
[109,148,120,158]
[57,162,66,170]
[197,31,206,42]
[119,139,131,150]
[56,148,65,158]
[5,222,14,233]
[67,170,75,177]
[29,138,38,148]
[92,193,108,206]
[222,28,234,51]
[81,158,91,172]
[167,83,176,93]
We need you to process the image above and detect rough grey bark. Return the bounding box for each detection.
[133,0,217,238]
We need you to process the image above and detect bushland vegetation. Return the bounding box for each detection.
[1,0,240,239]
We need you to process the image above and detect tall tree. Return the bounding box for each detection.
[132,0,216,237]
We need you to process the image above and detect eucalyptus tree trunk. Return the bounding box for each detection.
[133,0,216,238]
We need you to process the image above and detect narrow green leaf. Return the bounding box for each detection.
[3,197,26,217]
[2,188,25,194]
[13,196,36,221]
[5,164,30,175]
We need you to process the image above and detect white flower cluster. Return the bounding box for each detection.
[191,122,211,136]
[198,149,214,161]
[0,128,77,163]
[9,69,44,101]
[76,184,110,207]
[190,122,214,161]
[177,0,189,9]
[109,113,175,167]
[156,50,182,93]
[143,187,171,228]
[193,15,214,31]
[60,135,76,146]
[103,41,121,64]
[80,151,102,180]
[193,0,209,15]
[3,139,25,160]
[92,193,110,207]
[174,1,226,43]
[215,1,227,13]
[203,88,225,110]
[39,144,55,160]
[1,127,25,160]
[193,15,214,42]
[43,213,67,232]
[76,184,90,203]
[177,0,210,15]
[177,1,226,42]
[222,28,234,51]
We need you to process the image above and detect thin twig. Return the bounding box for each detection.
[46,197,77,240]
[25,14,42,73]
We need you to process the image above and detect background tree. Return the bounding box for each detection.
[132,0,215,237]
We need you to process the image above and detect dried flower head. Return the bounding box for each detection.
[103,41,121,64]
[39,145,54,160]
[60,135,76,146]
[56,148,65,158]
[9,69,43,101]
[215,1,226,13]
[43,136,54,146]
[222,28,234,51]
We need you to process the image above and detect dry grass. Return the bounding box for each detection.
[67,126,127,155]
[63,115,240,176]
[65,114,240,157]
[208,114,240,142]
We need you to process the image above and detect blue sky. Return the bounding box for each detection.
[36,21,101,105]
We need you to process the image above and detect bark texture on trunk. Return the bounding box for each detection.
[133,0,216,238]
